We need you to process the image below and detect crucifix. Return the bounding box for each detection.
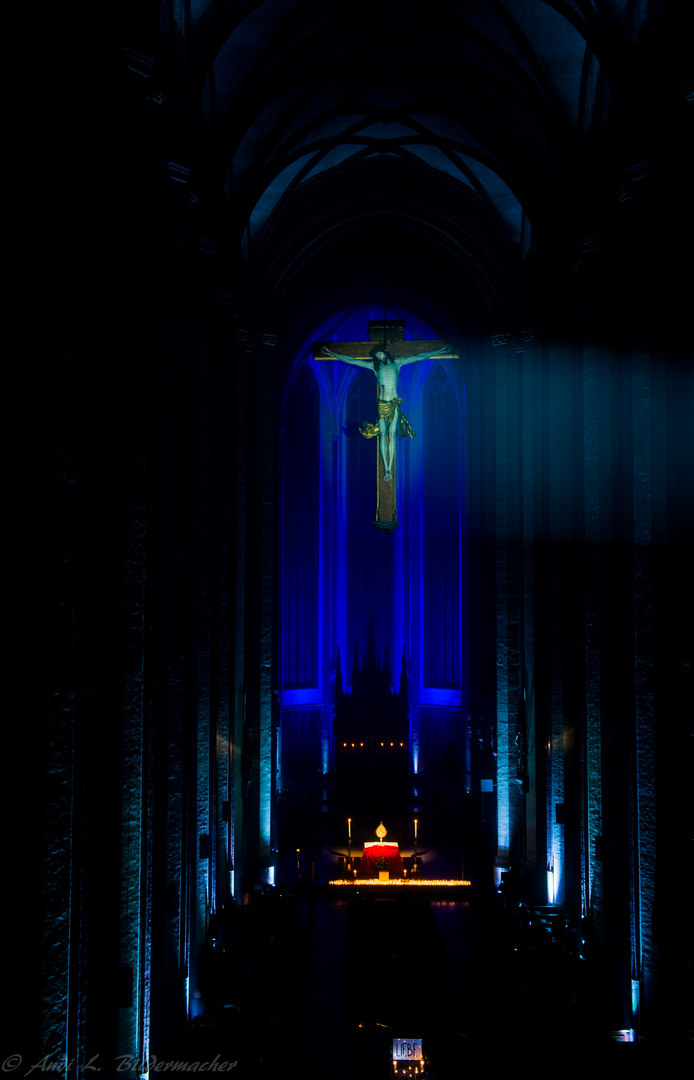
[313,322,457,531]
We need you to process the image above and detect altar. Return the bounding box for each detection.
[357,841,405,879]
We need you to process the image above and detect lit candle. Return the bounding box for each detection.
[348,817,351,839]
[414,819,417,839]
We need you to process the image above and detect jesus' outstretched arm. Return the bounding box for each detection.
[320,345,374,370]
[397,344,451,366]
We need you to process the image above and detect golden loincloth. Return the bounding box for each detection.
[360,397,416,440]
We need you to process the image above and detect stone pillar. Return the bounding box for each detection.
[42,696,80,1066]
[118,378,152,1064]
[236,328,276,890]
[148,154,196,1040]
[624,166,659,1017]
[231,329,249,896]
[578,238,605,926]
[45,362,83,1066]
[185,233,226,1011]
[258,332,278,883]
[518,328,541,890]
[215,290,234,904]
[492,333,522,880]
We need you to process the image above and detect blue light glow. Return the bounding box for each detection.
[496,715,511,864]
[282,303,469,790]
[547,867,555,905]
[548,835,563,904]
[260,696,272,857]
[419,688,460,706]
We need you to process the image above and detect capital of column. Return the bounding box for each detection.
[161,161,190,185]
[160,162,199,203]
[121,49,162,103]
[236,328,254,354]
[618,160,653,204]
[578,236,598,257]
[234,327,278,354]
[121,49,153,77]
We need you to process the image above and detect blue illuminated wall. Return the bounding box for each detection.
[422,372,461,688]
[281,366,320,689]
[279,306,469,784]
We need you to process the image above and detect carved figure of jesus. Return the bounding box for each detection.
[320,343,449,481]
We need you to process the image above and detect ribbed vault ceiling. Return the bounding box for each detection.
[181,1,663,330]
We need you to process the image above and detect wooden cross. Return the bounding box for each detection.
[313,322,458,531]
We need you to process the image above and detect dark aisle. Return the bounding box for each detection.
[292,899,351,1080]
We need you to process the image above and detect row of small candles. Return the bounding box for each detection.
[330,879,471,886]
[342,741,405,747]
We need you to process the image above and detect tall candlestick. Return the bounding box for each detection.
[413,818,418,875]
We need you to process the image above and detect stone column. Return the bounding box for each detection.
[215,289,234,904]
[230,328,249,896]
[542,320,577,911]
[258,332,278,883]
[185,233,225,1010]
[578,237,605,926]
[491,333,523,880]
[623,165,659,1017]
[236,328,276,890]
[518,328,541,889]
[118,375,152,1064]
[148,154,196,1041]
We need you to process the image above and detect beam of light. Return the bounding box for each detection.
[547,835,563,905]
[496,696,511,870]
[259,697,272,858]
[411,710,419,774]
[554,858,563,905]
[322,724,330,774]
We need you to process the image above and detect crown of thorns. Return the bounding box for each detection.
[369,345,395,362]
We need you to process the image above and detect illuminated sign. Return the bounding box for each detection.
[393,1039,422,1061]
